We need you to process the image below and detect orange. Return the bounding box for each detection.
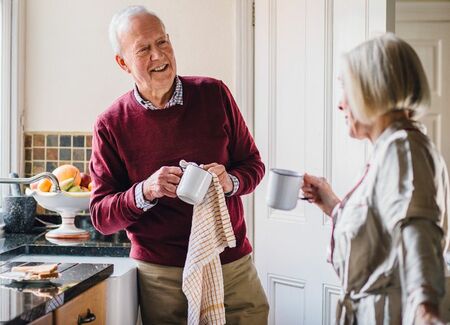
[37,178,52,192]
[52,164,81,186]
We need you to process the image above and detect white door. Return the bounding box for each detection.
[254,1,393,324]
[396,2,450,168]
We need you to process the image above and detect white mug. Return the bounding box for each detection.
[266,168,304,211]
[176,164,213,205]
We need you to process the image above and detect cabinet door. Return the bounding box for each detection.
[54,281,106,325]
[30,312,53,325]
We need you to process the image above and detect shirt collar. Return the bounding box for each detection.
[133,75,183,110]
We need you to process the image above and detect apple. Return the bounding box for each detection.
[79,172,91,188]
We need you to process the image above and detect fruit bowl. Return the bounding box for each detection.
[25,188,90,239]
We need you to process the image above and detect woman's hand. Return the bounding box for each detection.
[301,173,340,216]
[415,303,446,325]
[202,163,233,194]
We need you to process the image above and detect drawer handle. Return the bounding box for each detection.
[77,308,96,324]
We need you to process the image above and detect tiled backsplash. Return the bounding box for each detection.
[24,132,92,215]
[24,132,92,178]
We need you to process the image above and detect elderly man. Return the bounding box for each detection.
[89,5,269,324]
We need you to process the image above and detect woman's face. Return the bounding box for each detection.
[338,90,369,140]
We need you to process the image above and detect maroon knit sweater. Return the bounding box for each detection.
[89,76,265,266]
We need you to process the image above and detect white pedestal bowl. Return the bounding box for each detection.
[25,188,90,239]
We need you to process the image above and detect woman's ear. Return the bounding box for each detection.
[115,55,131,73]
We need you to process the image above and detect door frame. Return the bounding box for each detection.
[235,0,256,245]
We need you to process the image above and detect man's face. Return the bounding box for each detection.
[117,14,177,94]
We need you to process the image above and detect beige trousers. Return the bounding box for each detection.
[136,255,269,325]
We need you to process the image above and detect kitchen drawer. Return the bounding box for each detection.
[30,312,53,325]
[54,281,106,325]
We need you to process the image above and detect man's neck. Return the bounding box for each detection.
[139,79,176,109]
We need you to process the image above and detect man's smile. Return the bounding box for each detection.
[151,64,168,72]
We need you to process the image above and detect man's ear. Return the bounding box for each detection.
[115,55,130,73]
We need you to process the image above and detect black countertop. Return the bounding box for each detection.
[0,215,132,324]
[0,261,113,324]
[0,216,131,260]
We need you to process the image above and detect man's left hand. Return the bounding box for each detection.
[202,163,233,194]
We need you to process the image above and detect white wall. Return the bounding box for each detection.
[24,0,236,132]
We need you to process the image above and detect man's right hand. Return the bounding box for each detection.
[143,166,183,201]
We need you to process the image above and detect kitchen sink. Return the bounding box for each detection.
[9,254,139,325]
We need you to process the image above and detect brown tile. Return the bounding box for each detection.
[33,148,45,160]
[86,135,92,147]
[32,161,45,174]
[85,162,90,173]
[25,162,32,174]
[25,135,32,148]
[46,148,58,160]
[33,134,45,146]
[25,149,32,161]
[72,148,85,161]
[86,149,92,161]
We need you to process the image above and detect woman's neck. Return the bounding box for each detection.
[368,110,410,143]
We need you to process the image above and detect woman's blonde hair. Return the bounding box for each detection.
[341,33,430,124]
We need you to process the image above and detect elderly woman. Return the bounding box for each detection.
[302,33,449,324]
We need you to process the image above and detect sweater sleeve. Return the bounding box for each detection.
[398,218,445,325]
[89,118,144,235]
[219,81,265,196]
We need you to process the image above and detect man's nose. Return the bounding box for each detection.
[150,47,163,60]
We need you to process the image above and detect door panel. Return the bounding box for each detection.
[396,21,450,167]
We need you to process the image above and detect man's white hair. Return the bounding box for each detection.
[109,5,165,55]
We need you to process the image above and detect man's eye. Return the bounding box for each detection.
[138,47,150,54]
[158,40,168,46]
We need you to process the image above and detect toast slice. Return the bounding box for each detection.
[11,263,58,275]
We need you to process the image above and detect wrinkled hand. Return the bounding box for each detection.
[301,173,340,216]
[415,303,446,325]
[143,166,182,201]
[202,163,233,194]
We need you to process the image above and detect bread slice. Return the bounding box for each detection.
[11,263,58,275]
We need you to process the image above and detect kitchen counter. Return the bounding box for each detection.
[0,216,133,324]
[0,216,131,261]
[0,261,112,324]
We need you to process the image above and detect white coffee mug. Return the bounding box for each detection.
[176,164,213,205]
[266,168,304,211]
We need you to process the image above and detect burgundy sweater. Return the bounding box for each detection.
[89,76,265,267]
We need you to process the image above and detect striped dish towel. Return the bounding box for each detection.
[182,172,237,325]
